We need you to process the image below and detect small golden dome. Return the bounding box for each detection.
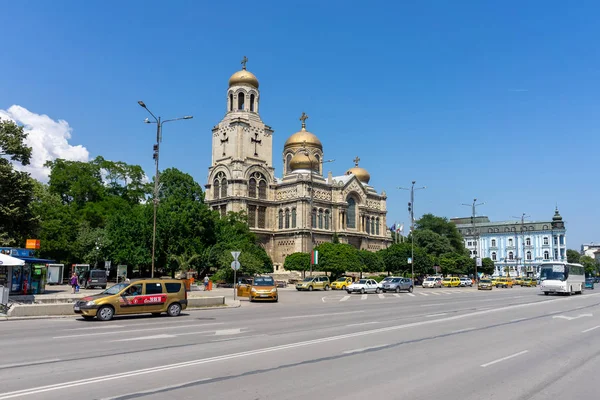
[228,69,259,88]
[289,152,314,171]
[345,156,371,184]
[284,112,323,150]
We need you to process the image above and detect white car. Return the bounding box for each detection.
[347,279,381,294]
[422,277,442,288]
[460,277,473,287]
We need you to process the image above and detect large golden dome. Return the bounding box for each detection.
[345,156,371,184]
[284,112,323,150]
[229,69,259,88]
[289,151,313,171]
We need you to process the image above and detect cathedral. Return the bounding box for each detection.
[205,58,392,271]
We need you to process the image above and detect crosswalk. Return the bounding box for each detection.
[333,289,471,302]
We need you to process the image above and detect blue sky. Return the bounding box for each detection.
[1,1,598,248]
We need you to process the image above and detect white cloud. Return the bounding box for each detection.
[0,105,89,181]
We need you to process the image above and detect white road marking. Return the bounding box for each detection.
[407,293,416,297]
[53,322,225,339]
[418,292,429,296]
[281,311,363,320]
[510,318,527,322]
[420,303,444,307]
[451,327,476,334]
[478,307,492,311]
[361,294,368,300]
[346,322,379,327]
[480,350,529,368]
[0,359,61,369]
[5,294,598,400]
[343,344,388,354]
[63,325,125,331]
[340,296,351,302]
[112,334,175,342]
[430,292,441,296]
[425,313,448,317]
[393,294,401,298]
[440,291,453,294]
[552,313,593,321]
[582,325,600,333]
[378,294,385,299]
[215,328,242,336]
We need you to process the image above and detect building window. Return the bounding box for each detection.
[366,217,370,234]
[495,228,499,233]
[314,154,320,173]
[346,197,356,229]
[488,228,493,233]
[311,208,317,228]
[543,225,548,230]
[559,235,564,245]
[505,228,510,232]
[543,237,549,245]
[229,93,233,112]
[278,210,283,229]
[249,178,257,198]
[221,178,227,198]
[508,251,514,260]
[292,208,297,228]
[526,251,532,260]
[473,250,477,255]
[543,250,549,260]
[554,236,558,245]
[491,252,497,261]
[325,210,330,230]
[526,237,531,246]
[318,209,323,229]
[376,218,380,235]
[491,239,496,247]
[248,205,256,228]
[285,154,292,174]
[250,93,255,112]
[508,238,513,247]
[554,250,558,260]
[237,92,245,110]
[257,207,266,228]
[285,209,290,229]
[213,179,220,199]
[258,180,267,200]
[371,218,375,235]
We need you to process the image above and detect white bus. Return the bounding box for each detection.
[539,262,585,296]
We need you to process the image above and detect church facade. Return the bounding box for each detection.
[204,59,392,270]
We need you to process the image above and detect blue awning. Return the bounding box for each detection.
[12,256,56,264]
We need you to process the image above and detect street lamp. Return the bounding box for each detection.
[462,198,484,281]
[398,181,426,282]
[138,101,193,278]
[301,140,334,276]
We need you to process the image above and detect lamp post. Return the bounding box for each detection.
[301,140,334,276]
[138,101,193,278]
[462,198,484,281]
[398,181,426,282]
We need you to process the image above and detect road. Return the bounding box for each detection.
[1,286,599,399]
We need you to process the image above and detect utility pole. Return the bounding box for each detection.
[512,213,530,277]
[462,198,484,281]
[398,181,426,282]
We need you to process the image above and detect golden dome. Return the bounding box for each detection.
[228,69,259,88]
[289,152,314,171]
[284,112,323,150]
[345,156,370,184]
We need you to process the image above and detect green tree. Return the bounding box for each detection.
[415,214,465,253]
[0,118,32,164]
[579,255,598,276]
[411,229,454,257]
[314,242,361,276]
[438,252,473,276]
[284,252,310,273]
[480,257,495,275]
[45,158,105,206]
[105,204,151,275]
[170,252,201,277]
[379,243,433,276]
[567,249,581,264]
[354,250,385,278]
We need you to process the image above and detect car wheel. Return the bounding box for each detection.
[360,288,365,294]
[376,288,381,294]
[296,288,301,291]
[544,292,549,296]
[96,305,114,321]
[347,290,352,294]
[167,302,182,317]
[82,315,95,321]
[395,287,400,293]
[325,285,330,291]
[308,286,313,292]
[341,285,346,290]
[408,286,413,293]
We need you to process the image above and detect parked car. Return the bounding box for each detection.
[459,277,473,287]
[585,278,595,290]
[522,278,537,287]
[422,277,442,288]
[330,277,353,290]
[442,277,461,287]
[381,278,414,293]
[377,276,395,289]
[296,276,330,291]
[495,277,513,288]
[80,269,107,289]
[346,279,380,294]
[478,279,493,290]
[513,277,524,286]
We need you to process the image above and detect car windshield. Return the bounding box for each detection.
[102,283,128,295]
[357,279,367,284]
[391,278,401,282]
[302,277,314,282]
[540,265,565,281]
[335,278,348,282]
[425,277,435,281]
[480,280,491,283]
[253,277,274,286]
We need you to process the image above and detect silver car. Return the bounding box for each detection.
[382,278,414,293]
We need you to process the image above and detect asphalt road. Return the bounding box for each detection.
[1,286,600,400]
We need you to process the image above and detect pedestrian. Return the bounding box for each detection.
[204,275,210,291]
[70,272,78,294]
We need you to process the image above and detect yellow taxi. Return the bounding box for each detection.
[478,279,493,290]
[237,275,278,302]
[491,277,502,286]
[522,278,537,287]
[514,277,524,286]
[442,277,461,287]
[73,278,188,321]
[330,277,353,290]
[495,277,514,288]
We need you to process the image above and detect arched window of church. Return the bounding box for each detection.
[237,92,245,110]
[248,178,257,198]
[258,180,267,199]
[278,210,283,229]
[314,154,320,173]
[365,217,370,234]
[285,154,292,174]
[229,93,233,112]
[285,209,290,228]
[311,208,317,228]
[250,94,255,112]
[325,210,330,230]
[292,208,297,228]
[347,197,356,229]
[221,178,227,198]
[371,218,375,235]
[257,206,266,228]
[213,179,220,199]
[376,218,380,235]
[318,209,323,229]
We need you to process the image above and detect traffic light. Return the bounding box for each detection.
[408,202,412,213]
[470,216,474,224]
[153,144,159,160]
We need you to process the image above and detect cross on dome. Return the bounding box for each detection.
[241,56,248,70]
[299,112,308,129]
[353,156,360,166]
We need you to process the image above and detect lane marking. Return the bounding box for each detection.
[343,344,388,354]
[0,359,61,370]
[215,328,243,336]
[113,334,175,342]
[420,303,444,307]
[425,313,448,318]
[340,296,351,302]
[582,325,600,333]
[378,294,385,299]
[346,322,379,327]
[393,294,401,298]
[481,350,529,368]
[281,311,363,320]
[478,307,492,311]
[418,292,429,296]
[510,318,527,322]
[4,294,598,400]
[361,294,368,300]
[440,291,453,294]
[53,323,225,339]
[553,313,593,321]
[451,327,475,334]
[430,292,441,296]
[63,325,125,331]
[407,293,416,297]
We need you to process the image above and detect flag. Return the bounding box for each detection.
[398,223,404,233]
[390,224,396,232]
